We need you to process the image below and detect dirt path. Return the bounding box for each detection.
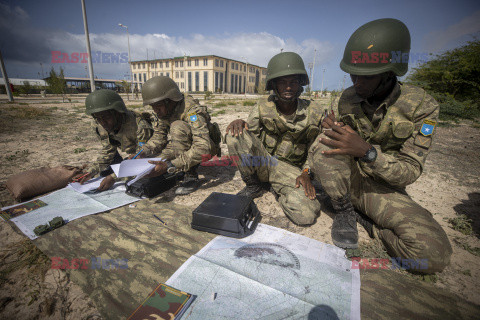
[0,96,479,318]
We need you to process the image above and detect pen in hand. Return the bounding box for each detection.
[132,149,143,160]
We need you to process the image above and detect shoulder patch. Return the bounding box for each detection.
[188,112,198,122]
[419,119,436,136]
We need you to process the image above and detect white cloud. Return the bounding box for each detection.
[424,10,480,52]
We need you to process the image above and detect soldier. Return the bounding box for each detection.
[226,52,322,225]
[309,18,452,273]
[76,89,153,191]
[139,76,221,195]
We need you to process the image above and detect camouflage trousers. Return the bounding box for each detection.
[309,134,452,273]
[226,131,320,225]
[160,120,218,172]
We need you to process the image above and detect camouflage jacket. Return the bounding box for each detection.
[87,110,154,177]
[247,95,323,168]
[142,95,214,171]
[338,82,439,187]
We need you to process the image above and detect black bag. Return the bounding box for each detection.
[191,192,261,238]
[125,173,179,198]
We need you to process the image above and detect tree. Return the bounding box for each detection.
[407,38,480,120]
[18,81,32,96]
[46,67,67,97]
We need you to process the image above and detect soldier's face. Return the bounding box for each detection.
[275,75,301,101]
[92,110,117,133]
[151,100,174,119]
[350,74,383,99]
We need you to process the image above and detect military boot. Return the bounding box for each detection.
[330,194,359,249]
[356,212,374,238]
[237,174,264,199]
[175,165,200,195]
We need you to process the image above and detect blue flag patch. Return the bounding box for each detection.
[189,114,198,122]
[420,119,436,136]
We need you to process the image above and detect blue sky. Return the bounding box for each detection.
[1,0,479,91]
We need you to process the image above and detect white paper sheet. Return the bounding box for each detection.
[68,177,104,193]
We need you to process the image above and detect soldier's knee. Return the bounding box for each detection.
[280,193,320,226]
[416,234,452,274]
[170,120,190,139]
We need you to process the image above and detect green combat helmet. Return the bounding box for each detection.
[340,18,411,76]
[265,52,309,91]
[34,224,50,236]
[49,216,65,229]
[142,76,183,106]
[85,89,127,115]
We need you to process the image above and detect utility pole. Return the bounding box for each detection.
[241,56,248,96]
[0,49,14,102]
[307,63,313,96]
[311,49,316,94]
[81,0,95,92]
[320,68,325,97]
[119,23,133,98]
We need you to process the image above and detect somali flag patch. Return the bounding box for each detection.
[189,113,198,122]
[420,119,436,136]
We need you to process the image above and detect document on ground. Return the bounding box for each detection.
[166,224,360,320]
[3,182,140,240]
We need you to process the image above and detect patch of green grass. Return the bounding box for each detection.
[18,102,28,105]
[437,121,458,128]
[242,100,256,106]
[446,214,474,235]
[215,102,227,107]
[5,105,51,119]
[460,243,480,256]
[48,106,58,111]
[461,269,472,276]
[212,110,226,117]
[130,104,143,109]
[5,149,31,161]
[73,147,87,153]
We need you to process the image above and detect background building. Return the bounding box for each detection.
[131,55,267,93]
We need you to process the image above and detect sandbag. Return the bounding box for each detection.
[6,166,83,201]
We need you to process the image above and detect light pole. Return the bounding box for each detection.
[241,56,248,96]
[119,23,133,99]
[81,0,95,92]
[308,63,313,96]
[311,49,316,95]
[320,68,325,97]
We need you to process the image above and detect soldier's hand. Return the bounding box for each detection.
[226,119,248,137]
[74,173,92,184]
[97,175,115,192]
[144,160,168,178]
[295,172,316,200]
[319,124,371,157]
[322,111,344,129]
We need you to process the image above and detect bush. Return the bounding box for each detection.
[431,93,480,121]
[242,100,256,106]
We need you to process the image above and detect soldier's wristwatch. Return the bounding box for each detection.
[166,161,176,174]
[360,145,377,163]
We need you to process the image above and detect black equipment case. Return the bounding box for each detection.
[125,173,179,198]
[191,192,261,238]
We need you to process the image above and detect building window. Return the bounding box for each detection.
[230,74,234,92]
[195,59,199,66]
[195,72,199,91]
[235,74,238,93]
[143,73,146,82]
[204,71,208,91]
[215,72,218,91]
[215,59,219,67]
[181,82,184,89]
[220,60,224,67]
[220,72,224,91]
[166,72,170,77]
[175,71,179,78]
[159,62,163,68]
[160,72,164,76]
[181,71,184,78]
[133,64,136,70]
[151,62,156,68]
[175,61,178,67]
[236,63,239,70]
[188,72,192,91]
[133,74,137,81]
[141,63,145,69]
[203,58,208,66]
[166,61,169,67]
[180,61,184,67]
[239,75,242,92]
[187,60,191,67]
[231,62,234,69]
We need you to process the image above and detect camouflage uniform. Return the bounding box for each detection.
[309,82,452,273]
[141,95,219,172]
[87,110,153,177]
[226,95,323,225]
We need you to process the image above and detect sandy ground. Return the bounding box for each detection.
[0,94,479,319]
